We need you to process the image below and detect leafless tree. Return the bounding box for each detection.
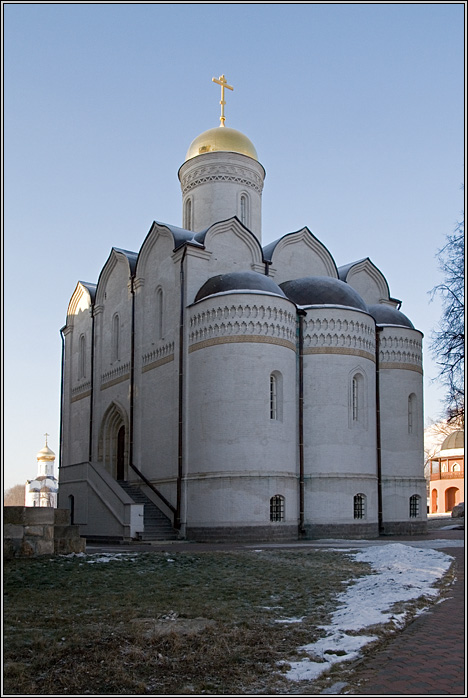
[4,484,26,506]
[430,216,464,424]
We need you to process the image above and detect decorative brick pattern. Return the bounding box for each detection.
[180,162,264,195]
[142,342,175,373]
[189,302,297,347]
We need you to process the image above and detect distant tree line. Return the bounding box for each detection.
[4,484,26,506]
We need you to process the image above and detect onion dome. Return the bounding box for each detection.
[279,276,368,311]
[185,127,258,162]
[440,430,464,453]
[367,304,414,329]
[195,271,286,302]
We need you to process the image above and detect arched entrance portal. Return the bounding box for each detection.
[98,402,129,481]
[445,487,459,513]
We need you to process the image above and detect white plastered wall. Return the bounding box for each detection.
[185,291,298,528]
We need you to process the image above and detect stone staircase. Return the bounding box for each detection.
[117,481,178,541]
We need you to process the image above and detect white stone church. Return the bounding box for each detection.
[58,77,427,542]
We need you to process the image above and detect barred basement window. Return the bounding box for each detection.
[354,493,366,519]
[270,495,285,522]
[409,494,420,518]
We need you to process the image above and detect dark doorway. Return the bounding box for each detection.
[117,426,125,480]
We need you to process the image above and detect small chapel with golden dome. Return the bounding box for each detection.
[25,436,58,508]
[58,76,427,541]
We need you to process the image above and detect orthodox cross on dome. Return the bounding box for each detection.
[44,432,50,446]
[212,74,234,127]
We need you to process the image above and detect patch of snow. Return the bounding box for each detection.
[85,553,138,564]
[282,543,454,682]
[275,616,305,624]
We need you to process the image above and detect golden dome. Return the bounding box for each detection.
[185,126,258,162]
[37,445,56,461]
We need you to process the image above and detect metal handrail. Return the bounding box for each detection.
[128,462,177,517]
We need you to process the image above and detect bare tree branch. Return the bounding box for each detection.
[429,217,465,424]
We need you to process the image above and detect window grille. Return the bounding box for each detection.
[409,495,420,518]
[354,494,365,519]
[270,495,285,522]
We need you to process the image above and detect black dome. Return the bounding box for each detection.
[367,304,414,329]
[195,271,286,302]
[280,276,368,311]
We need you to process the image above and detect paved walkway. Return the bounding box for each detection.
[344,543,465,696]
[87,518,465,696]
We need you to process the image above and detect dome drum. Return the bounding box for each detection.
[179,143,265,241]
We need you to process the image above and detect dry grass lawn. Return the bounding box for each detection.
[4,548,376,695]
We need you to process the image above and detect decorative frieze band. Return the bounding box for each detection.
[189,335,296,353]
[304,347,375,362]
[71,381,92,402]
[180,163,264,196]
[378,334,423,371]
[142,342,175,367]
[100,362,130,390]
[189,302,297,347]
[303,315,375,357]
[379,361,423,374]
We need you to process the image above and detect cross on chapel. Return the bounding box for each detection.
[212,74,234,127]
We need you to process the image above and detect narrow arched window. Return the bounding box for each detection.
[352,377,359,421]
[240,193,249,227]
[185,198,192,230]
[112,314,120,361]
[270,495,285,522]
[354,493,366,519]
[156,288,163,340]
[349,371,366,428]
[270,374,278,419]
[408,393,416,434]
[409,494,420,518]
[452,463,461,472]
[269,371,283,421]
[79,333,86,379]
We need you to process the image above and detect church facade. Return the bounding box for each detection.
[59,80,427,541]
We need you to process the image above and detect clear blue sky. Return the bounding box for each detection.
[4,3,465,491]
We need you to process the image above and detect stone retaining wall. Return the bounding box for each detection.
[3,506,86,558]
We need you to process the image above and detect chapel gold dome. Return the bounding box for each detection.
[185,126,258,162]
[37,445,56,461]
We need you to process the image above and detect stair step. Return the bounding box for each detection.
[117,480,178,541]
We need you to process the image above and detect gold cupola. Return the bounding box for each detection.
[179,75,265,242]
[185,126,258,162]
